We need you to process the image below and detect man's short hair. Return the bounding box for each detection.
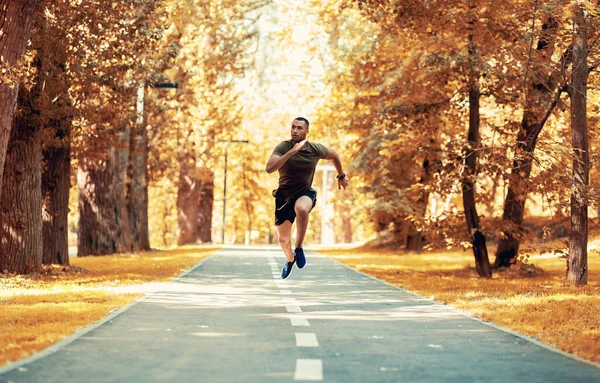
[294,117,309,128]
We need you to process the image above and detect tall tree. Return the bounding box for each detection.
[462,3,491,277]
[0,0,43,194]
[78,128,132,256]
[39,2,72,265]
[128,85,151,251]
[566,3,589,285]
[494,10,564,267]
[0,85,43,273]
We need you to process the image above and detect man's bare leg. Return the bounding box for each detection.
[294,196,313,249]
[275,221,295,262]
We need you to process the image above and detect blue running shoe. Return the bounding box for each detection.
[295,248,306,269]
[281,259,295,279]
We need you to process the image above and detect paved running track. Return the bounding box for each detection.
[1,246,599,382]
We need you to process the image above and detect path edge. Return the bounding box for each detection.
[0,250,218,375]
[321,251,600,370]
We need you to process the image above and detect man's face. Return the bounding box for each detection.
[291,120,308,142]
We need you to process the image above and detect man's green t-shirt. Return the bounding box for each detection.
[272,140,329,201]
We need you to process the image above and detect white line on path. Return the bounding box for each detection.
[279,290,292,294]
[286,305,302,313]
[295,333,319,347]
[291,317,310,327]
[294,359,323,381]
[282,298,297,304]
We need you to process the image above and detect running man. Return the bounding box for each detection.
[265,117,349,279]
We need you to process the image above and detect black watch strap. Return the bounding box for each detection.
[336,173,346,180]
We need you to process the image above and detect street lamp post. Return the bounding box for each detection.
[220,140,249,244]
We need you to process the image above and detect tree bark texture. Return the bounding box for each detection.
[462,83,492,278]
[42,122,70,265]
[197,171,214,243]
[78,130,132,256]
[567,8,588,286]
[0,88,43,273]
[128,118,150,251]
[39,17,72,266]
[463,10,491,278]
[495,15,560,267]
[0,0,43,194]
[177,159,201,246]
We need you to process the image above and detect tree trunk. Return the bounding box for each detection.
[128,86,150,251]
[406,156,434,251]
[42,122,70,265]
[197,172,214,243]
[462,83,492,278]
[0,0,42,194]
[0,88,43,273]
[494,15,561,267]
[40,18,72,266]
[177,159,201,246]
[406,223,424,251]
[341,209,352,243]
[462,8,491,278]
[567,7,588,286]
[78,130,132,256]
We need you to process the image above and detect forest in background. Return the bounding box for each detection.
[1,0,599,284]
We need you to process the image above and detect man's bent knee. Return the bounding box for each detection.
[295,207,310,218]
[278,236,291,246]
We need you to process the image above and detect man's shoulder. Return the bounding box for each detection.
[307,141,329,158]
[307,141,328,149]
[273,140,292,155]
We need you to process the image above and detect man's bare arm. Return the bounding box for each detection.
[325,149,349,190]
[265,140,307,173]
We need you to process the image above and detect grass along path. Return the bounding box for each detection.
[0,246,218,367]
[319,245,600,364]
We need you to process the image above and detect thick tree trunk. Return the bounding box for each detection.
[0,0,42,194]
[78,130,132,256]
[42,123,70,265]
[197,173,214,243]
[567,8,588,286]
[177,159,201,246]
[406,223,424,251]
[39,19,72,266]
[495,15,561,267]
[115,128,132,251]
[0,89,43,273]
[128,91,150,251]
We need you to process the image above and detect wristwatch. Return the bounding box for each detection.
[336,173,346,180]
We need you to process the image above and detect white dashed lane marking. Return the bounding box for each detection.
[286,305,302,313]
[295,333,319,347]
[294,359,323,381]
[291,317,310,327]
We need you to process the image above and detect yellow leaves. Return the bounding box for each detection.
[580,0,600,17]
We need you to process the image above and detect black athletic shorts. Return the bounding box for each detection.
[274,189,317,226]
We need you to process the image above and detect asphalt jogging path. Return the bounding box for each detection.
[1,246,600,382]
